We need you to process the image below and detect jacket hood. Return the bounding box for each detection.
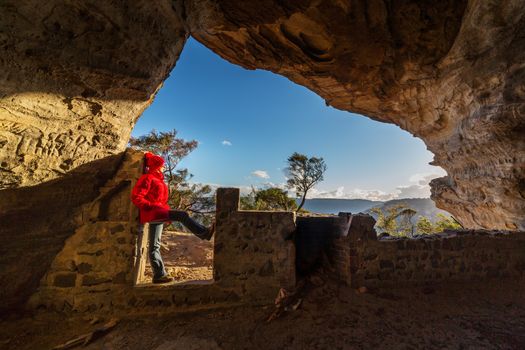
[144,152,165,173]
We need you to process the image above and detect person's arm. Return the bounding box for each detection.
[131,175,154,209]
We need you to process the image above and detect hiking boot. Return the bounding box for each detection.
[153,275,174,284]
[201,222,216,241]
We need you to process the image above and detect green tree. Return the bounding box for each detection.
[129,129,197,188]
[255,187,298,211]
[170,172,214,215]
[416,216,435,235]
[285,152,327,212]
[371,203,417,237]
[370,207,397,234]
[399,207,417,237]
[434,213,462,232]
[240,187,297,211]
[240,187,258,210]
[129,129,215,224]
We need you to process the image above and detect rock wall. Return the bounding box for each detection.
[329,224,525,288]
[5,148,523,314]
[0,2,523,306]
[0,0,187,188]
[0,152,124,313]
[214,188,296,301]
[27,151,295,313]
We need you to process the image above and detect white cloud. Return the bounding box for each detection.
[193,170,447,202]
[395,172,446,199]
[221,140,232,146]
[347,189,397,201]
[395,184,430,198]
[307,186,345,199]
[192,182,254,196]
[307,187,396,201]
[292,171,447,201]
[251,170,270,179]
[261,181,288,190]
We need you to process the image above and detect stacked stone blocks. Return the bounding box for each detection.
[29,149,296,313]
[328,216,525,288]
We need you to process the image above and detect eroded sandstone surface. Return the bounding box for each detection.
[0,0,187,187]
[0,1,524,229]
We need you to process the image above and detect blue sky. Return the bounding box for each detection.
[131,38,445,200]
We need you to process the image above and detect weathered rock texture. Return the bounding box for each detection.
[329,228,525,288]
[3,150,522,314]
[0,1,524,229]
[0,0,187,187]
[183,0,525,230]
[0,2,524,309]
[0,152,124,312]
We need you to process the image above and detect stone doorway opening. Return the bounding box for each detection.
[132,223,214,286]
[144,229,213,284]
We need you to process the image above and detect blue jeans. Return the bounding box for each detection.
[148,222,166,279]
[148,210,208,279]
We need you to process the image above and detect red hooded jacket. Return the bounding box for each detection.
[131,153,170,224]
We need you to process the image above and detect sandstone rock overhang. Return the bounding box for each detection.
[0,0,524,231]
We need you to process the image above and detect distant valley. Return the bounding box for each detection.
[301,198,451,221]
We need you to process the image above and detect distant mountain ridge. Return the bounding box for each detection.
[301,198,451,221]
[300,198,382,215]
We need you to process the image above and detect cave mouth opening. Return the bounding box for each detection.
[2,0,524,318]
[128,36,455,286]
[131,36,451,227]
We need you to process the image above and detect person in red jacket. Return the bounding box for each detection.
[131,152,214,284]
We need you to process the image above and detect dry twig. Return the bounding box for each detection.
[53,318,118,350]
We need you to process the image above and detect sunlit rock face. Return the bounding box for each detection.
[0,0,523,230]
[0,0,187,188]
[184,0,525,230]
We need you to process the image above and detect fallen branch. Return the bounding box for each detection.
[53,318,118,350]
[266,287,303,323]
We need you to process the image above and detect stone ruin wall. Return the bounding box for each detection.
[328,221,525,289]
[0,152,125,313]
[28,149,295,314]
[1,149,521,315]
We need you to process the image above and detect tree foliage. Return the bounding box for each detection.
[240,187,297,211]
[239,187,258,211]
[416,216,434,235]
[434,213,462,231]
[371,203,417,237]
[169,169,214,214]
[398,207,417,236]
[285,152,327,212]
[416,214,462,234]
[129,129,197,187]
[372,203,462,236]
[129,129,214,225]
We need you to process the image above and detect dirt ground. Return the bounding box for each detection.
[2,234,524,349]
[143,230,213,283]
[1,275,524,350]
